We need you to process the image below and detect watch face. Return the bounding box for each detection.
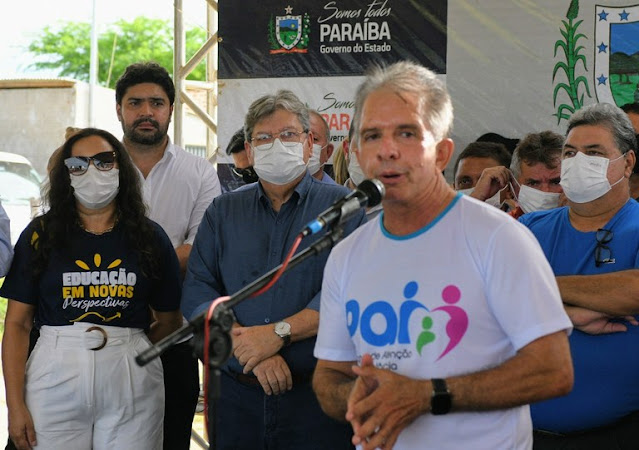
[275,321,291,336]
[431,392,452,415]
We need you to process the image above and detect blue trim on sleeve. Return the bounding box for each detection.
[380,192,461,240]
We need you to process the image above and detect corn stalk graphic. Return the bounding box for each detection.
[552,0,592,124]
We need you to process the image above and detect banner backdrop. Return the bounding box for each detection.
[219,0,447,78]
[217,0,447,178]
[217,0,639,186]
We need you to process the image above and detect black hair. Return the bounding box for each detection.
[34,128,160,280]
[115,62,175,106]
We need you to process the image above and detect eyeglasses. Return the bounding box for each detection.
[232,165,259,183]
[250,130,307,150]
[64,151,117,175]
[595,228,615,267]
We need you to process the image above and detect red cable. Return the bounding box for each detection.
[201,231,304,442]
[250,233,303,298]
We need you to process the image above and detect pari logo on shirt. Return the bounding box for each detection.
[61,253,135,322]
[346,282,468,360]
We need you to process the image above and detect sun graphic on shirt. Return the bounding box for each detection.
[75,253,122,270]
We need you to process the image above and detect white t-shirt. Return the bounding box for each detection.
[137,140,221,248]
[315,194,572,450]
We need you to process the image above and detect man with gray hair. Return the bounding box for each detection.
[507,130,565,218]
[181,89,365,449]
[308,109,336,184]
[312,61,573,450]
[519,102,639,449]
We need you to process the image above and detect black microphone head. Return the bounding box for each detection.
[357,178,385,207]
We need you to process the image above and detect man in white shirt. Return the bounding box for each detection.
[115,62,221,450]
[312,61,574,450]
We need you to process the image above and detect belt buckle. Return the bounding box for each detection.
[85,326,107,351]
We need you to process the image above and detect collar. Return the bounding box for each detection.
[256,171,313,207]
[158,137,177,164]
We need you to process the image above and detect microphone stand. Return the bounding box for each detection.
[135,226,345,447]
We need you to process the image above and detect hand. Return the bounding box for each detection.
[566,305,639,334]
[232,325,282,374]
[470,166,515,202]
[252,354,293,395]
[8,404,36,450]
[346,354,428,450]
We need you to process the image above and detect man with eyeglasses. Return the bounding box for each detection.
[115,62,222,450]
[181,89,365,449]
[308,109,336,184]
[518,102,639,449]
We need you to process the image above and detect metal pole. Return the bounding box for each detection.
[89,0,98,127]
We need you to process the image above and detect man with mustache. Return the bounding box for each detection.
[115,62,221,450]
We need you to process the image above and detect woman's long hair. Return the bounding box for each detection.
[32,128,160,280]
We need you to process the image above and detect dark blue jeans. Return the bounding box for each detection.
[210,370,353,450]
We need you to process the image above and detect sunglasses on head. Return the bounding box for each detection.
[232,165,259,183]
[64,151,116,175]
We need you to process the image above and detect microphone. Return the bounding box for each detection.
[302,178,385,236]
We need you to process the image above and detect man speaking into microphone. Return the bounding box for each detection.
[181,89,366,449]
[312,61,574,450]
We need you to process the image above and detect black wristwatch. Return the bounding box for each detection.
[430,378,452,415]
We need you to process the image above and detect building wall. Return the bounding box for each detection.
[0,79,212,177]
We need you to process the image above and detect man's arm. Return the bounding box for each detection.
[181,204,225,321]
[315,331,573,450]
[232,308,318,374]
[184,162,221,247]
[557,270,639,315]
[148,309,184,343]
[0,202,13,277]
[469,166,515,202]
[174,243,191,277]
[313,358,358,421]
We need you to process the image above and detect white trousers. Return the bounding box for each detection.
[25,323,165,450]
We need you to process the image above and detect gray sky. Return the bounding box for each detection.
[0,0,206,78]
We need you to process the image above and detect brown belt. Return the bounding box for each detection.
[228,370,313,387]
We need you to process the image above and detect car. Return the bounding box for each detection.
[0,171,41,245]
[0,151,42,186]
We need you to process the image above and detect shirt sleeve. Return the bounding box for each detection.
[314,244,358,362]
[305,207,367,312]
[0,223,38,304]
[184,162,222,246]
[483,219,572,350]
[181,200,225,320]
[0,202,13,277]
[148,222,182,312]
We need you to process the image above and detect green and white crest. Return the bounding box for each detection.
[594,4,639,106]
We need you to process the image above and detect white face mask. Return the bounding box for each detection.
[70,166,119,210]
[516,184,561,213]
[253,139,307,185]
[560,152,625,203]
[458,187,474,196]
[348,149,366,186]
[485,188,504,208]
[308,143,326,176]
